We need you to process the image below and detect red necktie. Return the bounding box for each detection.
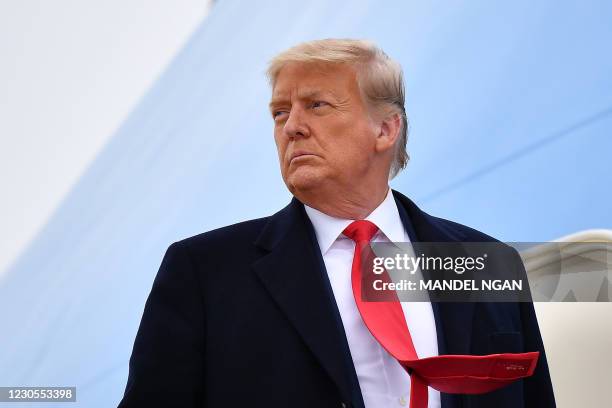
[343,220,539,408]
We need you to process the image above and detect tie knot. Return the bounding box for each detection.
[343,220,379,244]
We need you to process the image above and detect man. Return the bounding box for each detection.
[118,39,555,407]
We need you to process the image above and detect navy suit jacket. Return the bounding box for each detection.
[118,190,555,407]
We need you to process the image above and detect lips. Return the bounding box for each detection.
[289,151,317,162]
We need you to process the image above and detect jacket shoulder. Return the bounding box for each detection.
[428,213,501,243]
[175,216,270,251]
[393,189,502,243]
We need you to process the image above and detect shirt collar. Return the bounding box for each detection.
[304,188,407,255]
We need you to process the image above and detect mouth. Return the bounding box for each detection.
[289,151,318,163]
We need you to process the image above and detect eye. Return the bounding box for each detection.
[272,110,288,119]
[311,101,329,109]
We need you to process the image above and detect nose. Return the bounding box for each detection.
[283,107,310,139]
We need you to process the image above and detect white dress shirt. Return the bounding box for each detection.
[304,189,441,408]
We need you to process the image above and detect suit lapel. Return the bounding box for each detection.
[252,198,363,407]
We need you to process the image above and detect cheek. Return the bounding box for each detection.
[274,133,286,158]
[320,140,361,175]
[327,122,373,160]
[274,136,291,178]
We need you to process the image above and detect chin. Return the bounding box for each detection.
[285,167,326,194]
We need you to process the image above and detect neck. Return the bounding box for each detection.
[298,184,390,220]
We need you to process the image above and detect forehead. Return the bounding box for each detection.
[271,62,359,99]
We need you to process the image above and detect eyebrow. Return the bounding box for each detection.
[269,89,338,111]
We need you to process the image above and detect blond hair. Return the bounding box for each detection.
[266,38,409,178]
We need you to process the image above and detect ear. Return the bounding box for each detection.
[375,112,401,154]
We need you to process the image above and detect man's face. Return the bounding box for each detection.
[270,62,379,196]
